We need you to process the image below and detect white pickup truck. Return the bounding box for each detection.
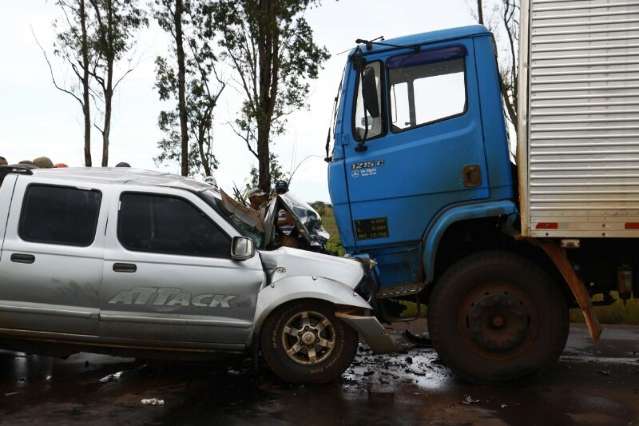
[0,166,394,383]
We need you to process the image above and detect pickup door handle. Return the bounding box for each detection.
[113,263,137,273]
[11,254,35,264]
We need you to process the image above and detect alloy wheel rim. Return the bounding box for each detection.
[281,310,336,365]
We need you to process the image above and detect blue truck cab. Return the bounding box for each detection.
[327,26,588,382]
[329,26,516,294]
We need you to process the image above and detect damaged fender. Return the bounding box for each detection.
[251,275,371,340]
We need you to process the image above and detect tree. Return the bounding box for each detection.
[89,0,147,167]
[154,0,226,177]
[474,0,519,130]
[246,152,288,191]
[41,0,95,166]
[210,0,329,192]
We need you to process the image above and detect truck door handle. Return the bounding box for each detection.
[11,254,35,264]
[113,263,137,273]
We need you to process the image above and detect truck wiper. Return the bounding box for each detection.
[355,36,421,53]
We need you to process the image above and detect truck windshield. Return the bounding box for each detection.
[199,189,265,248]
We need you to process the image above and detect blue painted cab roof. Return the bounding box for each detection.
[361,25,490,54]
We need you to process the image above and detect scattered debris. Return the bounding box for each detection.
[99,371,123,383]
[462,395,480,405]
[500,403,509,409]
[405,356,413,365]
[4,392,19,397]
[141,398,165,406]
[598,369,610,376]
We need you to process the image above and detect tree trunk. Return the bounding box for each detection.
[477,0,484,24]
[101,61,113,167]
[257,123,270,192]
[175,0,189,177]
[101,0,114,167]
[80,0,92,167]
[255,0,278,193]
[197,126,212,177]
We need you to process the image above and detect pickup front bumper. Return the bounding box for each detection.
[335,312,398,353]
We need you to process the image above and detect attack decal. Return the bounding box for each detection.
[108,287,235,308]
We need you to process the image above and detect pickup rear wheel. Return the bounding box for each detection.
[260,301,358,384]
[428,251,569,383]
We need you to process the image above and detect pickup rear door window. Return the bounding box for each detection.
[117,192,231,258]
[19,184,102,247]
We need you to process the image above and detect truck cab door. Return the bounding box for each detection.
[342,40,489,290]
[100,188,264,350]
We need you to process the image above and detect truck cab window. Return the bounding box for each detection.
[389,58,466,132]
[353,61,384,141]
[19,184,102,247]
[118,192,231,258]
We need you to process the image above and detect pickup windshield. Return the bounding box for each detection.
[199,189,265,247]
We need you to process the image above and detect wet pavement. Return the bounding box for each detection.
[0,324,638,426]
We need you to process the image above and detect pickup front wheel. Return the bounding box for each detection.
[260,301,358,384]
[428,251,569,383]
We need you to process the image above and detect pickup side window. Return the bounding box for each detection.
[19,184,102,247]
[389,54,467,132]
[118,192,231,258]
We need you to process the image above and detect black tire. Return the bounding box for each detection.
[428,251,569,383]
[260,300,358,384]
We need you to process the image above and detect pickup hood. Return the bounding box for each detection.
[259,247,364,289]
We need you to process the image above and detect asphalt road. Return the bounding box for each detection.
[0,324,638,426]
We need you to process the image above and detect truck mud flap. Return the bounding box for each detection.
[537,241,603,343]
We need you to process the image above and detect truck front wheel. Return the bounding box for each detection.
[428,251,569,383]
[260,300,358,384]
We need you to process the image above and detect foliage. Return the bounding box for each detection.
[207,0,330,191]
[45,0,96,166]
[154,0,225,177]
[245,152,288,190]
[474,0,519,130]
[89,0,148,166]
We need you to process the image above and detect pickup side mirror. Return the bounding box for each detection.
[231,236,256,261]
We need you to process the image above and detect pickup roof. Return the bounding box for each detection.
[0,166,393,384]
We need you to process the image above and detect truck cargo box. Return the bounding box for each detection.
[518,0,639,238]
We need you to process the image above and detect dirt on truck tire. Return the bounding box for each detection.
[428,251,569,383]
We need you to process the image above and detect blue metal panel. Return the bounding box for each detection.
[422,200,518,283]
[328,26,515,290]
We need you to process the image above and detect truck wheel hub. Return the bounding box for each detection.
[466,293,530,353]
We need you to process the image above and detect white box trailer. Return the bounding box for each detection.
[518,0,639,238]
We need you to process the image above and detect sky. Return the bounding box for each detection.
[0,0,480,202]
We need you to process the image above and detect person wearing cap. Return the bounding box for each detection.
[33,157,54,169]
[116,162,131,167]
[0,157,7,167]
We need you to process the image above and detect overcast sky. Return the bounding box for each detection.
[0,1,479,202]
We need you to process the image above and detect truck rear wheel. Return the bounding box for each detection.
[260,300,358,384]
[428,251,569,383]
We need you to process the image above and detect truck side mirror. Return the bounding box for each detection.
[362,66,380,119]
[231,236,256,261]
